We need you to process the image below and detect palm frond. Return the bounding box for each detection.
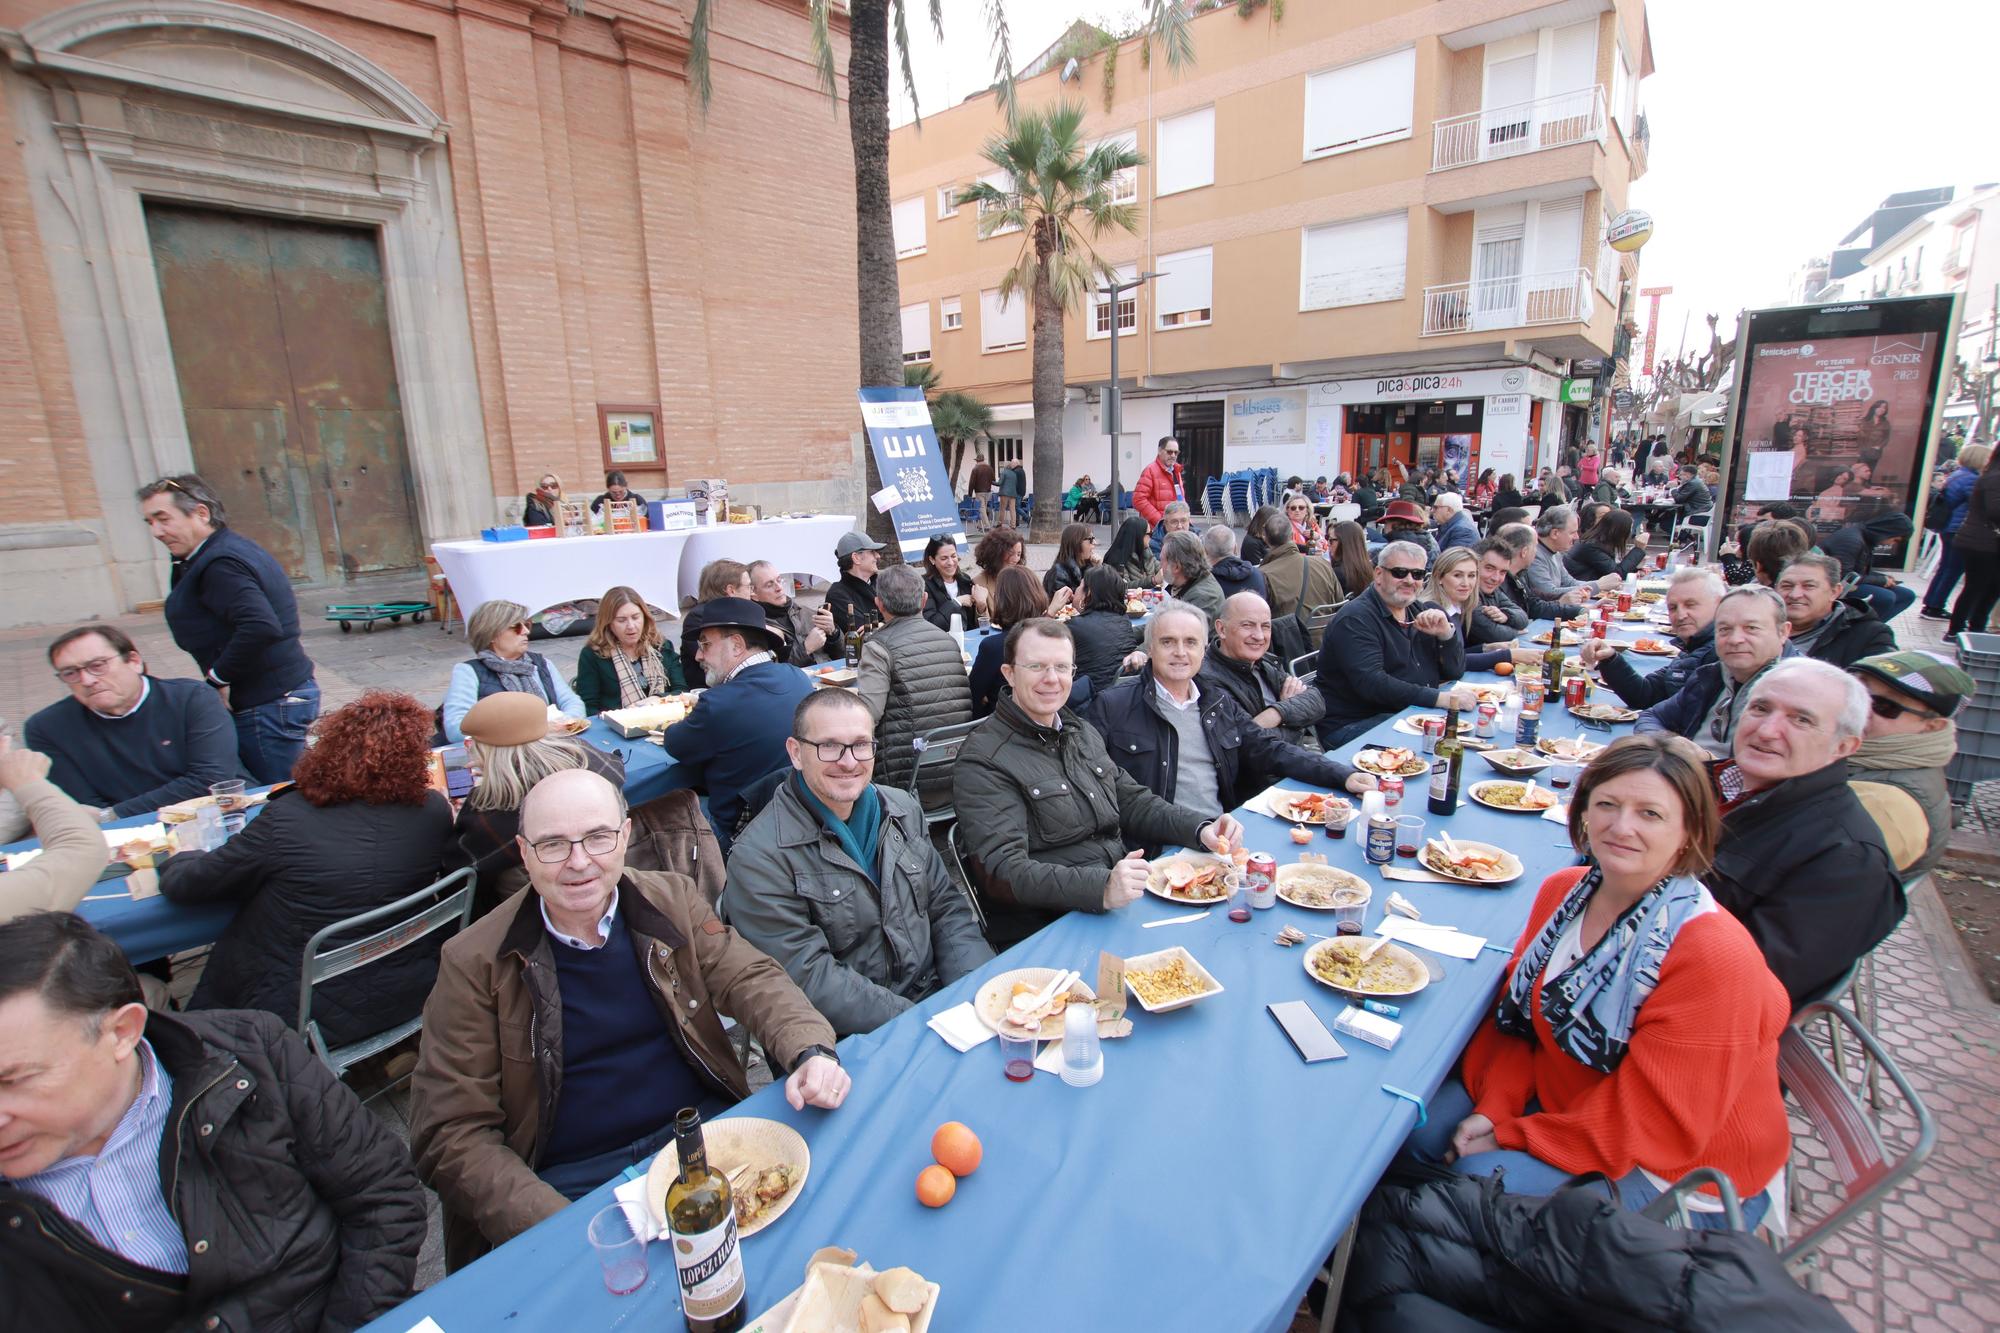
[891,0,921,122]
[1145,0,1196,72]
[689,0,713,107]
[928,0,945,42]
[985,0,1016,120]
[807,0,838,102]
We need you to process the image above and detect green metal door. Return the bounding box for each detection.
[146,204,421,581]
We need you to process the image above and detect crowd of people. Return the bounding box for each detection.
[0,439,1980,1327]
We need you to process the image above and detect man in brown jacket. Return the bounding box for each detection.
[409,768,847,1269]
[1256,509,1342,619]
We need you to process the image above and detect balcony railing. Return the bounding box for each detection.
[1431,86,1607,172]
[1627,126,1649,179]
[1421,268,1595,337]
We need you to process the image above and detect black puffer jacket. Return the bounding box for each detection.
[159,787,455,1045]
[1791,593,1895,671]
[0,1008,425,1333]
[1197,646,1325,747]
[1341,1167,1846,1332]
[855,612,973,793]
[1069,608,1140,693]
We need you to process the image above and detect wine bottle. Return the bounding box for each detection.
[664,1108,746,1333]
[1428,702,1463,816]
[1543,637,1565,697]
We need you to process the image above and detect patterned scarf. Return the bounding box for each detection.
[608,645,670,706]
[1495,866,1711,1074]
[476,650,547,700]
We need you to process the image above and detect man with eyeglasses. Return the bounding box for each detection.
[21,624,242,822]
[1313,541,1476,750]
[748,559,838,666]
[1845,651,1974,878]
[1704,659,1904,1007]
[953,619,1243,948]
[1580,566,1725,710]
[410,768,845,1269]
[1635,586,1798,757]
[1133,436,1186,556]
[725,690,993,1036]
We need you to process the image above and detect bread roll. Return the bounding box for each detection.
[857,1292,910,1333]
[871,1267,926,1316]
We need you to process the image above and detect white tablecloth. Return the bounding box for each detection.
[431,530,693,621]
[674,515,857,601]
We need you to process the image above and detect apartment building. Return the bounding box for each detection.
[888,0,1654,505]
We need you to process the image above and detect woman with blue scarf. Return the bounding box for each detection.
[1405,735,1791,1227]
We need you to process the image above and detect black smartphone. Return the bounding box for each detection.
[1268,1000,1347,1063]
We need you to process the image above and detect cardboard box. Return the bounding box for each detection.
[648,499,697,531]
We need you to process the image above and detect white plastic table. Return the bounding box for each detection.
[673,514,857,601]
[430,530,694,622]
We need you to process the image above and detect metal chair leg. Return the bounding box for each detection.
[1317,1220,1358,1333]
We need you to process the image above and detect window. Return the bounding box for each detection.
[892,196,925,259]
[1595,206,1619,298]
[937,184,959,219]
[975,170,1020,236]
[1304,47,1414,160]
[1155,246,1212,329]
[1155,106,1215,197]
[981,287,1026,352]
[900,303,931,364]
[1091,130,1139,203]
[1300,213,1408,311]
[1089,264,1139,339]
[1611,43,1637,136]
[941,296,963,331]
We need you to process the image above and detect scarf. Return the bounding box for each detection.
[477,650,547,700]
[1850,724,1957,773]
[1496,866,1711,1074]
[790,771,884,884]
[608,644,671,706]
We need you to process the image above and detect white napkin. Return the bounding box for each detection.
[927,1002,995,1052]
[1539,803,1571,825]
[401,1320,448,1333]
[1243,784,1318,819]
[1033,1040,1065,1074]
[610,1173,668,1241]
[1375,917,1487,960]
[1377,865,1459,885]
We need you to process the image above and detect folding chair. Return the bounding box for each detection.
[906,719,982,831]
[298,867,476,1098]
[1778,1002,1936,1292]
[943,821,988,932]
[1288,652,1318,679]
[1640,1165,1747,1232]
[1203,476,1226,518]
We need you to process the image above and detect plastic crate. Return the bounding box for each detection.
[1957,632,2000,692]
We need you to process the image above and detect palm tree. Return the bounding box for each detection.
[929,391,995,491]
[675,1,1198,548]
[958,102,1144,540]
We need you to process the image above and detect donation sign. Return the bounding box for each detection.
[859,387,964,560]
[1719,295,1958,570]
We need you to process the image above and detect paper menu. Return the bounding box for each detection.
[1744,450,1795,502]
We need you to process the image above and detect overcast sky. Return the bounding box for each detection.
[891,0,2000,376]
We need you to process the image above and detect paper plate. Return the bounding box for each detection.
[1467,780,1562,814]
[645,1117,809,1239]
[1273,863,1372,911]
[1415,839,1524,885]
[1142,853,1233,906]
[1303,936,1431,998]
[973,967,1097,1040]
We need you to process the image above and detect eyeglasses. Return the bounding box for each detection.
[1013,660,1075,678]
[1869,694,1934,722]
[1381,566,1426,582]
[796,738,875,763]
[509,621,531,633]
[54,655,127,684]
[526,828,624,864]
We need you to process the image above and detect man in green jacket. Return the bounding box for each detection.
[726,690,993,1035]
[1848,651,1972,879]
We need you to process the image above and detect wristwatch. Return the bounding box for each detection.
[797,1044,840,1068]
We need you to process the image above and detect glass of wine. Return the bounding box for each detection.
[1395,816,1426,859]
[998,1025,1037,1082]
[587,1201,651,1296]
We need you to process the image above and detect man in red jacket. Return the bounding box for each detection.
[1133,436,1185,555]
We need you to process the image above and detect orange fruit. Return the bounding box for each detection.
[915,1163,956,1207]
[1493,662,1514,676]
[931,1122,982,1177]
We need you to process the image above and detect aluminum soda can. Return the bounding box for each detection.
[1565,675,1590,709]
[1515,709,1541,747]
[1617,590,1633,613]
[1245,852,1277,901]
[1365,813,1396,865]
[1476,702,1497,738]
[1380,775,1404,808]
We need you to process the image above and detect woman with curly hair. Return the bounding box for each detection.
[971,526,1026,606]
[159,690,455,1045]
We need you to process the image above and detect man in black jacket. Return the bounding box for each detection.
[138,475,318,783]
[825,530,888,637]
[1199,592,1324,747]
[1776,554,1896,669]
[1314,543,1477,750]
[1090,601,1368,816]
[1579,566,1724,710]
[0,913,425,1332]
[1708,658,1905,1007]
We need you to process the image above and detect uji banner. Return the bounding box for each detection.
[1724,317,1947,560]
[858,387,964,560]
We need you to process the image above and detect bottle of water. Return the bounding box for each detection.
[1060,994,1103,1087]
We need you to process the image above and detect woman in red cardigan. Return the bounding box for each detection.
[1406,733,1791,1228]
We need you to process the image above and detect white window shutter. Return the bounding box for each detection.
[1156,107,1215,196]
[900,303,930,360]
[981,288,1025,351]
[1156,247,1213,322]
[1304,48,1416,157]
[1301,213,1408,310]
[892,197,925,257]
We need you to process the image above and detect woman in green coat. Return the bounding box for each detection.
[576,585,685,714]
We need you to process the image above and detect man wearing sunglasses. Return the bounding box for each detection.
[1845,651,1973,878]
[1314,541,1475,750]
[1133,436,1186,556]
[411,768,846,1269]
[726,690,993,1036]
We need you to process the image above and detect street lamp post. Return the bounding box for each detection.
[1102,271,1161,533]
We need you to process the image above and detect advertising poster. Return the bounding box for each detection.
[1720,297,1957,570]
[1224,389,1307,447]
[858,387,964,559]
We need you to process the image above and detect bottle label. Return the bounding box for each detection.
[1429,759,1450,800]
[672,1215,745,1322]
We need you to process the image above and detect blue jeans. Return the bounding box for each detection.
[1924,544,1965,611]
[233,678,320,784]
[1402,1080,1767,1231]
[1853,580,1918,623]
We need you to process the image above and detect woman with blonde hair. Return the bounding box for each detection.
[522,471,563,527]
[1428,545,1516,672]
[440,599,586,742]
[577,585,685,714]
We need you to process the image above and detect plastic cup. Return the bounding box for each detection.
[1224,869,1251,923]
[999,1026,1037,1082]
[1395,815,1425,859]
[587,1201,650,1296]
[209,779,247,837]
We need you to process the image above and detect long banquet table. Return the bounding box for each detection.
[367,618,1673,1333]
[430,514,858,621]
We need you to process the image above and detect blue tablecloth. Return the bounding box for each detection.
[368,624,1672,1332]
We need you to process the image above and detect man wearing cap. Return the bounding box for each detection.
[667,597,816,851]
[1366,499,1439,563]
[1431,493,1480,554]
[825,531,888,638]
[1847,651,1972,878]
